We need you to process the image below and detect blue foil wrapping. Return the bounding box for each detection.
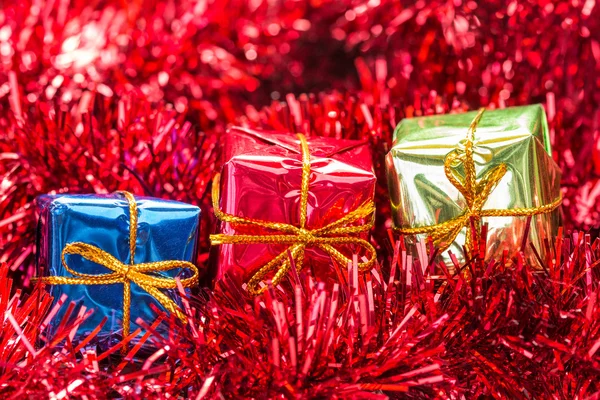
[35,193,200,344]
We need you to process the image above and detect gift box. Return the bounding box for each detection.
[209,127,377,295]
[386,105,562,263]
[35,192,200,344]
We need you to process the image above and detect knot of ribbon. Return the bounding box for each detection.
[37,191,199,342]
[211,133,377,296]
[396,108,562,254]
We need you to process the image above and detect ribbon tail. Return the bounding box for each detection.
[318,237,377,272]
[246,244,303,296]
[138,283,188,323]
[429,216,468,252]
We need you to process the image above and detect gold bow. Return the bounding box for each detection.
[211,133,377,296]
[396,108,562,254]
[36,191,199,342]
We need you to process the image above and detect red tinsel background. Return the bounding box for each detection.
[2,0,600,398]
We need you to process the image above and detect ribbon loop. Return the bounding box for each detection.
[37,192,199,346]
[397,108,562,255]
[211,133,377,296]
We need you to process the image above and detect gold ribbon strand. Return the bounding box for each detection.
[211,133,377,296]
[396,107,562,255]
[36,191,199,343]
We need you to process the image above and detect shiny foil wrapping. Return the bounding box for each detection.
[211,127,376,288]
[386,105,561,264]
[35,194,200,343]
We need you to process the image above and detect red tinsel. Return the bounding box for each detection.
[2,231,600,398]
[2,0,600,398]
[0,0,356,124]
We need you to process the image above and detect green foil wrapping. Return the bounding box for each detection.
[386,104,561,264]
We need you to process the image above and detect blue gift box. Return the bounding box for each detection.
[35,193,200,345]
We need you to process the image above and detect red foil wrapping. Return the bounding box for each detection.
[210,127,376,289]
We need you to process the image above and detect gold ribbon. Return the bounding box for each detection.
[36,191,199,341]
[396,108,562,254]
[211,133,377,296]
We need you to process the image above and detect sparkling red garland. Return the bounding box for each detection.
[2,0,600,398]
[2,231,600,398]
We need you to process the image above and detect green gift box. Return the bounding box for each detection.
[386,105,562,264]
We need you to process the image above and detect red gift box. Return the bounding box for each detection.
[210,127,377,295]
